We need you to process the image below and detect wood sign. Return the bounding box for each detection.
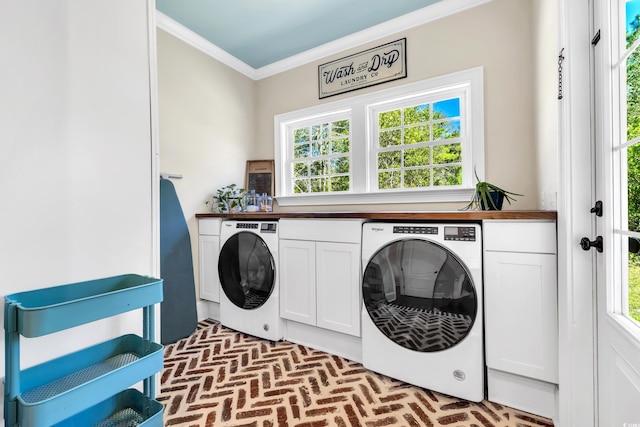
[318,38,407,99]
[245,160,275,196]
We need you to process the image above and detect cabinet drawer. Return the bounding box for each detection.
[198,218,221,236]
[279,219,362,243]
[483,220,556,254]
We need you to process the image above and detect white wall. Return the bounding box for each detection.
[157,0,557,215]
[256,0,551,211]
[0,0,155,418]
[533,0,559,209]
[155,1,558,309]
[156,29,256,298]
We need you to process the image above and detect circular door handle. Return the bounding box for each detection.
[580,236,603,253]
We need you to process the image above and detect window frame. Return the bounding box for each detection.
[274,67,484,206]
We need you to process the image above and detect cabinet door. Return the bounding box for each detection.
[279,239,316,325]
[316,242,361,336]
[199,235,220,302]
[484,251,558,383]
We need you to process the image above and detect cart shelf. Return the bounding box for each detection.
[4,274,164,427]
[51,389,163,427]
[5,274,163,337]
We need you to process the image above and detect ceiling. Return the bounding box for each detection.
[155,0,444,70]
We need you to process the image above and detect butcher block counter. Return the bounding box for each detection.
[195,210,556,221]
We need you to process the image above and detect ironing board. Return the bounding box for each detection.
[160,178,198,344]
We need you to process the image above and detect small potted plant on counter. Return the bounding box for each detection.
[207,184,246,213]
[462,169,522,211]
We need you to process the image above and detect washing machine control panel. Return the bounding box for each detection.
[236,223,258,229]
[233,222,277,233]
[444,226,476,241]
[393,226,438,235]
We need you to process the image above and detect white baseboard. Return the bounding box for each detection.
[283,320,362,363]
[196,300,220,322]
[487,368,558,420]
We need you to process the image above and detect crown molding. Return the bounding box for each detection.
[156,0,493,81]
[156,12,257,78]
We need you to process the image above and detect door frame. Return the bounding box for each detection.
[558,0,598,426]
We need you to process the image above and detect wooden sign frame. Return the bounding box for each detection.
[318,38,407,99]
[245,160,275,196]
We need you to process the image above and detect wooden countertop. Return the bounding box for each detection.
[195,210,557,221]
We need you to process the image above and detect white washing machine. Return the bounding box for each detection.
[361,222,484,402]
[218,220,283,341]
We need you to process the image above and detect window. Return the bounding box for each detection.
[289,113,351,194]
[371,96,464,191]
[274,67,483,206]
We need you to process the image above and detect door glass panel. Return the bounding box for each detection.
[625,2,640,325]
[629,252,640,323]
[362,239,477,352]
[218,232,275,310]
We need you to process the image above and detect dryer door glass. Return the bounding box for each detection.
[363,239,477,352]
[219,231,275,310]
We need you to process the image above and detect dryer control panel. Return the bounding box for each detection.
[260,223,277,233]
[444,226,476,241]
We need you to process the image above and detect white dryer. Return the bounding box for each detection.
[218,220,283,341]
[361,222,484,402]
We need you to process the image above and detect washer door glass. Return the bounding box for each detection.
[363,239,477,352]
[219,231,275,310]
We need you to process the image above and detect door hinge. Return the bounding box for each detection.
[592,30,601,46]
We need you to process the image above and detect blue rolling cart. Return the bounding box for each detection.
[4,274,164,426]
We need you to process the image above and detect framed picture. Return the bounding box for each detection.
[245,160,275,196]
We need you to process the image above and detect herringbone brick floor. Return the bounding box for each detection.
[157,319,554,427]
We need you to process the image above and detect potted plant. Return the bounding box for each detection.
[462,169,522,211]
[207,184,246,213]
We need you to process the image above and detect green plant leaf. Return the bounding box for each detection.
[461,166,523,210]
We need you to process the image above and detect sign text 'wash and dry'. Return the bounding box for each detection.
[318,38,407,99]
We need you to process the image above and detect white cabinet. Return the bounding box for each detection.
[279,219,362,337]
[316,241,361,333]
[198,219,221,302]
[483,220,558,418]
[279,239,316,325]
[484,251,558,381]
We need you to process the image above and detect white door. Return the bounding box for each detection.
[279,239,317,325]
[316,241,361,336]
[593,1,640,424]
[199,234,220,302]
